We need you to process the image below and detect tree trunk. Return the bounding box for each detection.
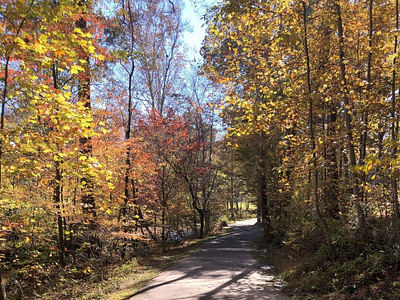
[357,0,373,216]
[391,0,400,242]
[76,2,95,216]
[258,131,274,241]
[161,209,166,242]
[325,109,339,219]
[0,8,28,190]
[259,168,274,241]
[204,210,210,235]
[0,271,6,300]
[334,1,366,231]
[52,64,65,266]
[54,160,65,267]
[230,164,235,219]
[121,0,136,221]
[121,62,134,220]
[302,1,332,252]
[193,212,197,238]
[198,209,204,239]
[0,56,9,191]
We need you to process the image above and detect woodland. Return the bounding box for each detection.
[2,0,400,299]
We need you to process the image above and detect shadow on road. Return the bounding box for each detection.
[129,264,207,298]
[197,266,255,300]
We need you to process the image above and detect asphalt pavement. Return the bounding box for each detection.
[130,218,288,300]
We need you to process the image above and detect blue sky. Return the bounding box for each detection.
[182,0,216,58]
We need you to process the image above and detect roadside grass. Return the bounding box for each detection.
[253,232,293,277]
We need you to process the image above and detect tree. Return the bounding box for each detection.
[116,0,186,115]
[391,0,400,243]
[76,0,95,215]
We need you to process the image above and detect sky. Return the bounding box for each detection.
[182,0,216,59]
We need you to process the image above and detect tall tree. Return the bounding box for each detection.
[114,0,137,221]
[76,0,95,215]
[391,0,400,237]
[301,0,331,249]
[133,0,185,115]
[334,1,366,230]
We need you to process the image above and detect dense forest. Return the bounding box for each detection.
[2,0,400,299]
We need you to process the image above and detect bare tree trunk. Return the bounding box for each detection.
[193,212,197,238]
[121,57,135,220]
[198,209,204,239]
[0,1,30,190]
[325,108,339,218]
[161,209,166,242]
[120,1,136,221]
[54,159,65,267]
[318,21,340,219]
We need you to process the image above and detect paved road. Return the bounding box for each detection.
[130,219,288,300]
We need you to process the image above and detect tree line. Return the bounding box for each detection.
[202,0,400,297]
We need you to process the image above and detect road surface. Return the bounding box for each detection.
[129,218,288,300]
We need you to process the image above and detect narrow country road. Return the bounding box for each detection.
[130,218,288,300]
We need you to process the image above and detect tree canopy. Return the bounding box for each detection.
[2,0,400,298]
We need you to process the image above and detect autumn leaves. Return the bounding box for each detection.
[202,0,400,239]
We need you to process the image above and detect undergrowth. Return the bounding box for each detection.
[3,227,231,300]
[261,219,400,299]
